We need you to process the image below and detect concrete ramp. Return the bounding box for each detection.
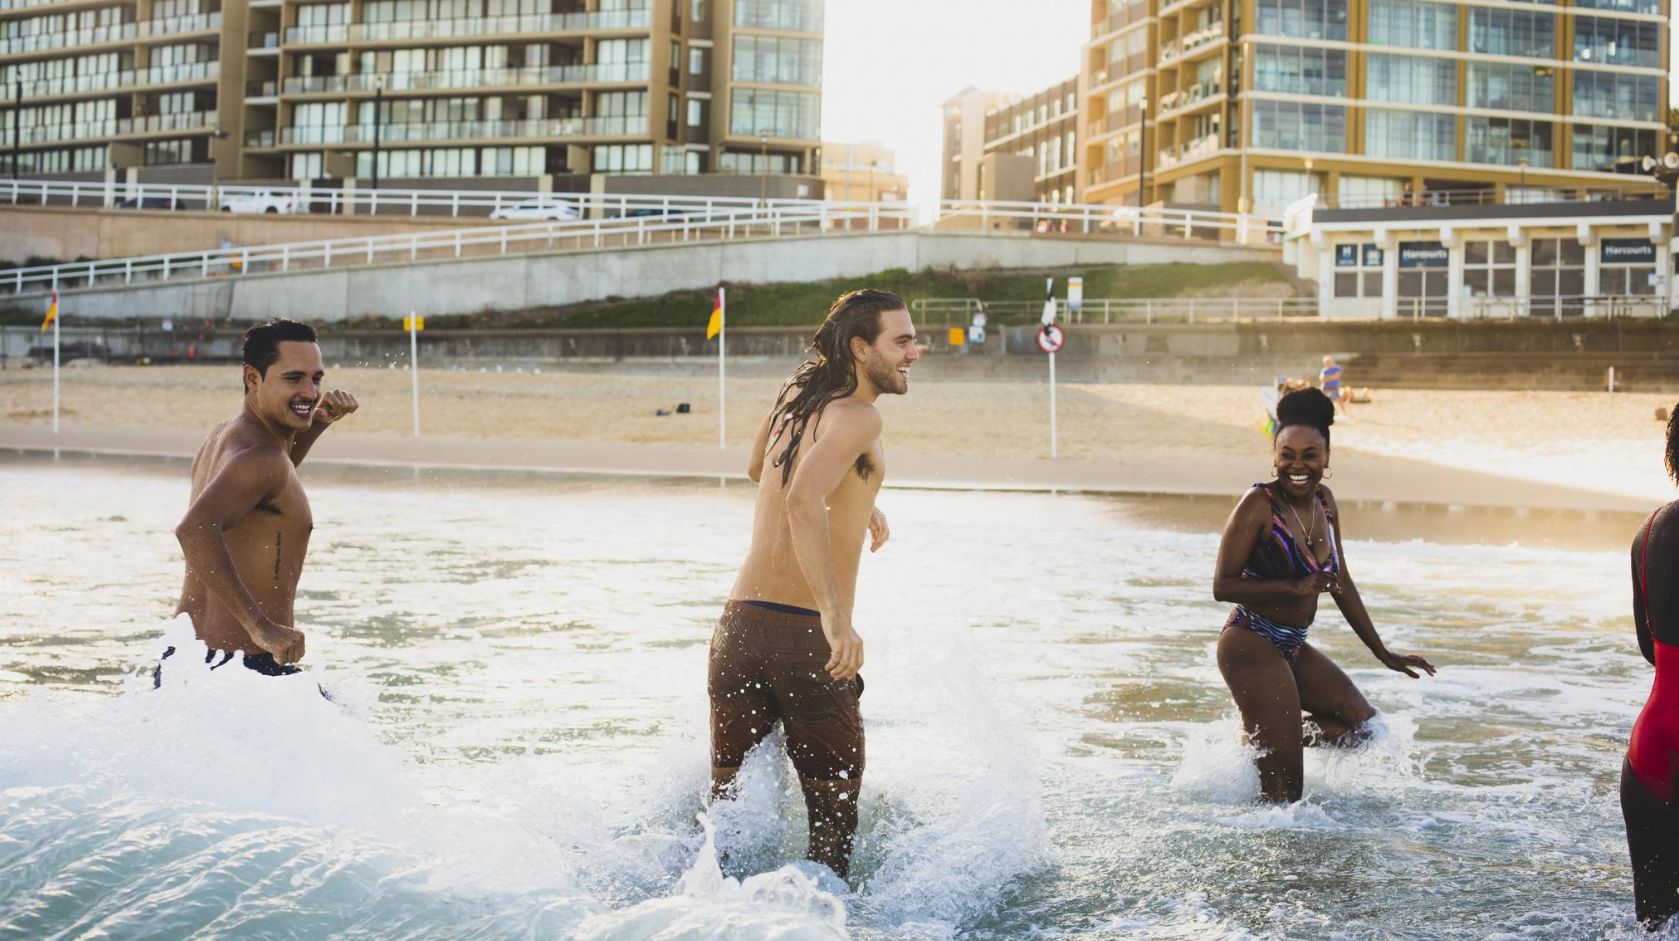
[21,229,1279,322]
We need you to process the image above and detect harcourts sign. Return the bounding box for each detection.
[1398,241,1449,268]
[1601,238,1656,264]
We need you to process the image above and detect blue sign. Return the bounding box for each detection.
[1601,238,1655,264]
[1398,241,1449,268]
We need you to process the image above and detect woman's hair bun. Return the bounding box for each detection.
[1276,387,1335,434]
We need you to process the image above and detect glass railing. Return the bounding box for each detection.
[283,23,349,44]
[277,115,641,144]
[0,22,137,56]
[245,129,276,147]
[248,30,279,49]
[281,62,650,94]
[116,111,213,134]
[246,79,279,98]
[11,61,219,98]
[18,120,118,145]
[134,11,222,37]
[348,7,650,41]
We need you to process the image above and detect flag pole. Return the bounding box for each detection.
[717,286,726,450]
[408,309,420,437]
[1049,347,1057,459]
[51,295,60,435]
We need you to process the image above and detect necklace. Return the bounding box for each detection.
[1283,491,1318,549]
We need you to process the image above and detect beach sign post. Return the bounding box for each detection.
[403,311,423,436]
[1038,279,1064,458]
[708,286,726,450]
[41,290,59,434]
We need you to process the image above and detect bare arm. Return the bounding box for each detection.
[1636,518,1655,666]
[784,404,881,680]
[1325,490,1435,678]
[289,390,358,467]
[174,450,306,663]
[1211,488,1327,606]
[746,407,774,483]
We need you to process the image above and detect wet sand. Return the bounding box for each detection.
[0,364,1672,511]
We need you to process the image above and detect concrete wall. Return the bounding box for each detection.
[13,230,1280,322]
[0,206,507,265]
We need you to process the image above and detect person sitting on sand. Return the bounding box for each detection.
[160,319,358,684]
[1212,387,1434,802]
[1622,403,1679,931]
[708,289,917,879]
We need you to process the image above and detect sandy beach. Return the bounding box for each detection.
[1,363,1672,511]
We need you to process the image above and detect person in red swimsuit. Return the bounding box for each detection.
[1623,406,1679,930]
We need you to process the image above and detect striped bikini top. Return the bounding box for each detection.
[1243,482,1340,581]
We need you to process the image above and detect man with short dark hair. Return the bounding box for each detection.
[163,319,357,682]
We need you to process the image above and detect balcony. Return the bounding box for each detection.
[248,30,279,51]
[245,129,276,147]
[12,61,219,98]
[116,111,213,135]
[17,119,117,145]
[1156,131,1220,169]
[246,79,278,99]
[0,22,136,56]
[346,7,650,42]
[276,114,644,145]
[281,62,651,95]
[1156,79,1223,115]
[1159,20,1225,63]
[134,11,221,38]
[283,24,349,44]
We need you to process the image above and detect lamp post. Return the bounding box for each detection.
[1238,41,1250,213]
[371,77,384,191]
[209,123,228,209]
[868,158,878,202]
[758,131,768,205]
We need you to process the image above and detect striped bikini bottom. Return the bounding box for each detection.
[1225,606,1310,662]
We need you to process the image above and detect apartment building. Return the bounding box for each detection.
[819,139,904,201]
[0,0,825,194]
[1078,0,1670,214]
[941,79,1079,205]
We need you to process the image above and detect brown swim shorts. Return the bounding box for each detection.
[708,599,865,781]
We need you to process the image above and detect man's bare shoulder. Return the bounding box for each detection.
[198,417,292,488]
[818,397,883,440]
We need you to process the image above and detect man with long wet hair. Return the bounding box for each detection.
[164,319,358,684]
[708,288,919,879]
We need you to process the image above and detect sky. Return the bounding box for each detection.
[820,0,1679,205]
[820,0,1091,204]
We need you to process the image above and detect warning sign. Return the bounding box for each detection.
[1037,324,1065,354]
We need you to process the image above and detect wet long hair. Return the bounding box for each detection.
[766,288,905,486]
[1275,387,1335,450]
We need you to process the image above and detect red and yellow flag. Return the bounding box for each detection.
[40,291,58,332]
[706,287,724,340]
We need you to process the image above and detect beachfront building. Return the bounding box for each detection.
[819,140,905,202]
[940,79,1080,205]
[1077,0,1671,216]
[1286,192,1675,317]
[0,0,826,197]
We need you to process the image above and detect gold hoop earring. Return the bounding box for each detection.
[1323,467,1334,479]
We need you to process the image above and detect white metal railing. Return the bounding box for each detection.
[912,296,1320,325]
[933,197,1280,243]
[1463,294,1669,320]
[0,201,919,296]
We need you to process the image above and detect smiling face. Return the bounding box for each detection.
[853,307,920,396]
[1273,423,1329,499]
[244,340,325,433]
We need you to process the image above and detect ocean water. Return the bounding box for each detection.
[0,452,1665,940]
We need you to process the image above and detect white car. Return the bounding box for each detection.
[490,197,580,221]
[221,188,299,214]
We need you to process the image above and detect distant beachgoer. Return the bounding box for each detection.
[160,319,358,685]
[1319,356,1349,414]
[1623,405,1679,930]
[709,289,917,878]
[1213,388,1435,802]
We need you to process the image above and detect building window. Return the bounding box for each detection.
[1365,54,1455,106]
[1463,240,1517,298]
[1467,62,1556,113]
[687,97,704,126]
[731,35,822,85]
[1468,8,1555,59]
[1601,239,1657,296]
[1573,16,1660,67]
[1530,237,1586,316]
[1253,43,1346,97]
[1333,242,1384,298]
[1253,100,1345,152]
[1256,0,1348,40]
[1571,124,1657,172]
[689,46,705,75]
[1573,70,1660,121]
[593,143,652,173]
[1466,117,1552,167]
[290,152,324,179]
[1254,169,1320,209]
[1365,109,1455,161]
[1366,0,1453,48]
[732,0,822,31]
[1573,0,1657,12]
[729,88,820,139]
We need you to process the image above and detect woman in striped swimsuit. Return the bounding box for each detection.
[1212,388,1436,802]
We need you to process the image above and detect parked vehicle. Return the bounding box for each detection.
[489,198,580,221]
[614,205,697,219]
[220,189,299,214]
[115,195,186,211]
